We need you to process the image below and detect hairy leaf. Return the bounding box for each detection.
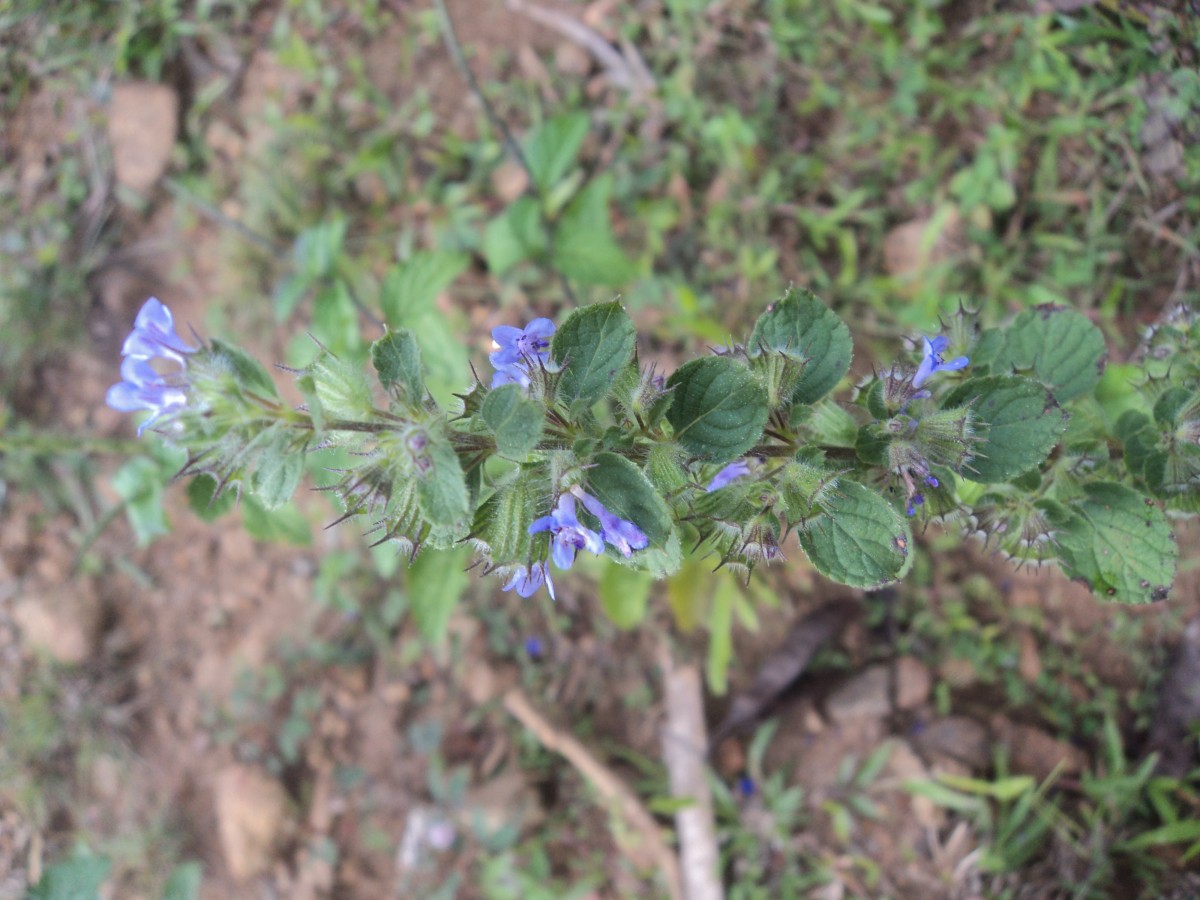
[798,482,912,588]
[945,375,1068,482]
[666,356,769,462]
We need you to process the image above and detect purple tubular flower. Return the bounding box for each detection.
[706,459,751,492]
[906,493,924,517]
[529,494,604,570]
[108,299,197,436]
[120,297,197,364]
[490,318,555,388]
[912,336,969,389]
[502,560,556,601]
[926,475,939,489]
[106,357,190,435]
[571,487,648,557]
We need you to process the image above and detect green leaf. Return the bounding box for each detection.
[241,496,311,546]
[274,218,346,321]
[112,457,169,545]
[380,252,470,401]
[162,862,203,900]
[415,430,470,532]
[706,574,739,695]
[29,853,112,900]
[553,174,636,287]
[524,112,589,193]
[992,305,1107,402]
[666,356,769,462]
[309,351,375,421]
[471,468,548,563]
[209,339,278,398]
[552,301,637,409]
[408,546,469,644]
[598,564,653,629]
[483,196,546,276]
[380,251,469,326]
[249,429,305,510]
[482,383,546,459]
[585,452,674,548]
[944,375,1069,483]
[797,481,912,589]
[371,328,425,403]
[186,474,237,521]
[748,288,853,404]
[1053,482,1176,604]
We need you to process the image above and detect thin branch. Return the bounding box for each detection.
[658,641,723,900]
[432,0,578,305]
[502,685,684,900]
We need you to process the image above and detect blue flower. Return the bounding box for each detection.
[106,357,190,435]
[912,335,968,389]
[529,494,605,570]
[571,487,648,557]
[502,560,556,601]
[108,299,197,436]
[906,493,924,517]
[736,775,756,798]
[120,297,197,364]
[490,318,555,388]
[523,636,544,658]
[706,459,751,492]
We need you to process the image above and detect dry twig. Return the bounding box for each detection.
[502,686,684,900]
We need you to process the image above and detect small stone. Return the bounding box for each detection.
[108,82,179,193]
[993,719,1088,781]
[554,41,591,76]
[491,159,529,204]
[938,657,979,688]
[214,765,289,880]
[1017,629,1042,683]
[912,717,990,771]
[826,660,930,722]
[894,657,932,710]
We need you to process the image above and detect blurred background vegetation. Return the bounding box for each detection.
[1,1,1198,897]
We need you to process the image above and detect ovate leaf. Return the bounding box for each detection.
[666,356,769,462]
[1053,482,1176,604]
[944,375,1068,483]
[552,301,637,409]
[482,383,546,459]
[553,174,636,287]
[524,112,589,193]
[798,482,912,589]
[371,328,425,404]
[993,305,1107,402]
[585,451,673,547]
[415,430,470,533]
[598,564,653,629]
[748,288,853,404]
[408,546,469,644]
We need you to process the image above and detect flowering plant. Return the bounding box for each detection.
[109,292,1199,609]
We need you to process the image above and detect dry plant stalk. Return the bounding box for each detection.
[502,686,684,900]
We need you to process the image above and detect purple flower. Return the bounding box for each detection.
[906,493,924,517]
[107,299,197,435]
[490,318,555,388]
[529,494,604,570]
[736,775,756,798]
[912,336,969,389]
[925,475,939,489]
[502,560,556,601]
[106,357,190,435]
[570,487,648,557]
[706,459,751,492]
[120,297,197,364]
[523,636,544,658]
